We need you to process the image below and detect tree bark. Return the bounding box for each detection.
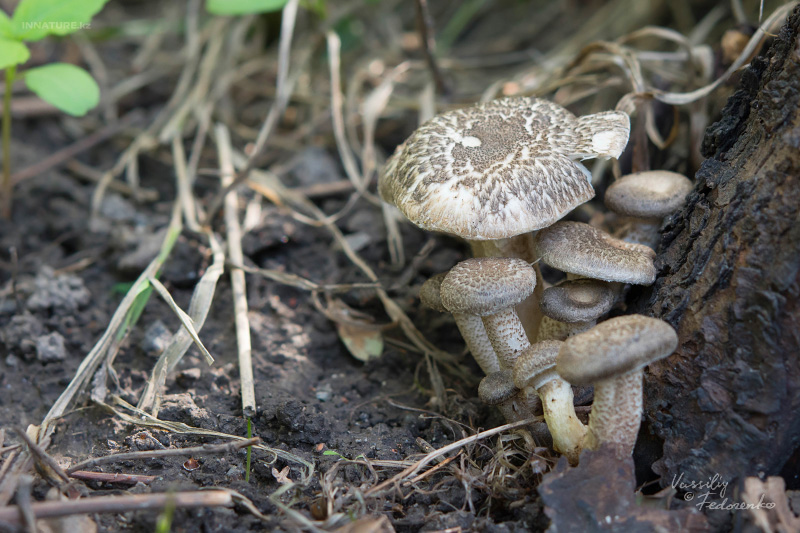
[638,3,800,494]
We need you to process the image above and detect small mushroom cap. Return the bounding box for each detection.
[478,370,518,405]
[605,171,693,219]
[379,97,630,240]
[513,340,563,390]
[532,221,656,285]
[557,315,678,385]
[540,279,616,323]
[440,257,536,316]
[419,273,448,313]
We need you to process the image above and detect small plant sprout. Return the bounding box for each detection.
[0,0,111,218]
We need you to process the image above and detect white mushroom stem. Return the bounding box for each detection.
[533,376,587,465]
[452,313,501,374]
[483,307,531,369]
[583,370,643,455]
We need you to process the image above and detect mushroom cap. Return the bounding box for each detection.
[513,340,563,390]
[379,97,630,240]
[440,257,536,316]
[532,221,656,285]
[478,370,518,405]
[419,273,448,313]
[540,279,616,323]
[605,171,693,219]
[556,315,678,385]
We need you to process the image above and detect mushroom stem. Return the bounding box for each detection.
[452,313,501,374]
[583,370,643,455]
[469,235,544,342]
[483,307,530,369]
[535,377,587,465]
[536,316,595,342]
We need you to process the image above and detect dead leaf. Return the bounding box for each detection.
[336,322,384,362]
[272,465,292,485]
[538,446,708,532]
[333,515,395,533]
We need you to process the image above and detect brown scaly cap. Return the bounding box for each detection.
[419,273,448,313]
[378,97,630,240]
[440,257,536,316]
[478,370,517,405]
[513,340,563,390]
[605,171,693,219]
[540,279,616,323]
[532,221,656,285]
[556,315,678,385]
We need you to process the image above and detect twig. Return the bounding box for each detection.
[68,471,156,485]
[10,113,136,186]
[14,475,35,533]
[215,123,256,418]
[0,490,235,526]
[66,438,260,474]
[13,428,69,486]
[414,0,450,95]
[65,160,158,201]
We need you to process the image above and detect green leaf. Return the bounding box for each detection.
[206,0,288,15]
[0,10,12,37]
[12,0,110,41]
[24,63,99,116]
[0,38,30,69]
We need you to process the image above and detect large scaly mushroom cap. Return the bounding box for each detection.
[379,97,630,240]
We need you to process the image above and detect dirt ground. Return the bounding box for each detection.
[1,0,794,531]
[0,144,551,532]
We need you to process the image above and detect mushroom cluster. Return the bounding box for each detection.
[380,96,692,464]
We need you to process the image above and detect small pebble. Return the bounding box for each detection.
[35,332,67,362]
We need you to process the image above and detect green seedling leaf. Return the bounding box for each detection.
[24,63,99,116]
[120,284,153,340]
[12,0,110,41]
[336,322,383,362]
[0,10,12,37]
[206,0,289,15]
[0,38,30,69]
[322,450,346,459]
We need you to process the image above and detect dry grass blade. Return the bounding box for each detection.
[34,207,183,449]
[203,0,301,224]
[136,232,225,415]
[365,416,540,497]
[147,274,214,365]
[174,135,201,231]
[326,31,379,206]
[652,1,798,105]
[216,123,256,418]
[232,262,380,293]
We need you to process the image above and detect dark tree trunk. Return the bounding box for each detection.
[637,2,800,498]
